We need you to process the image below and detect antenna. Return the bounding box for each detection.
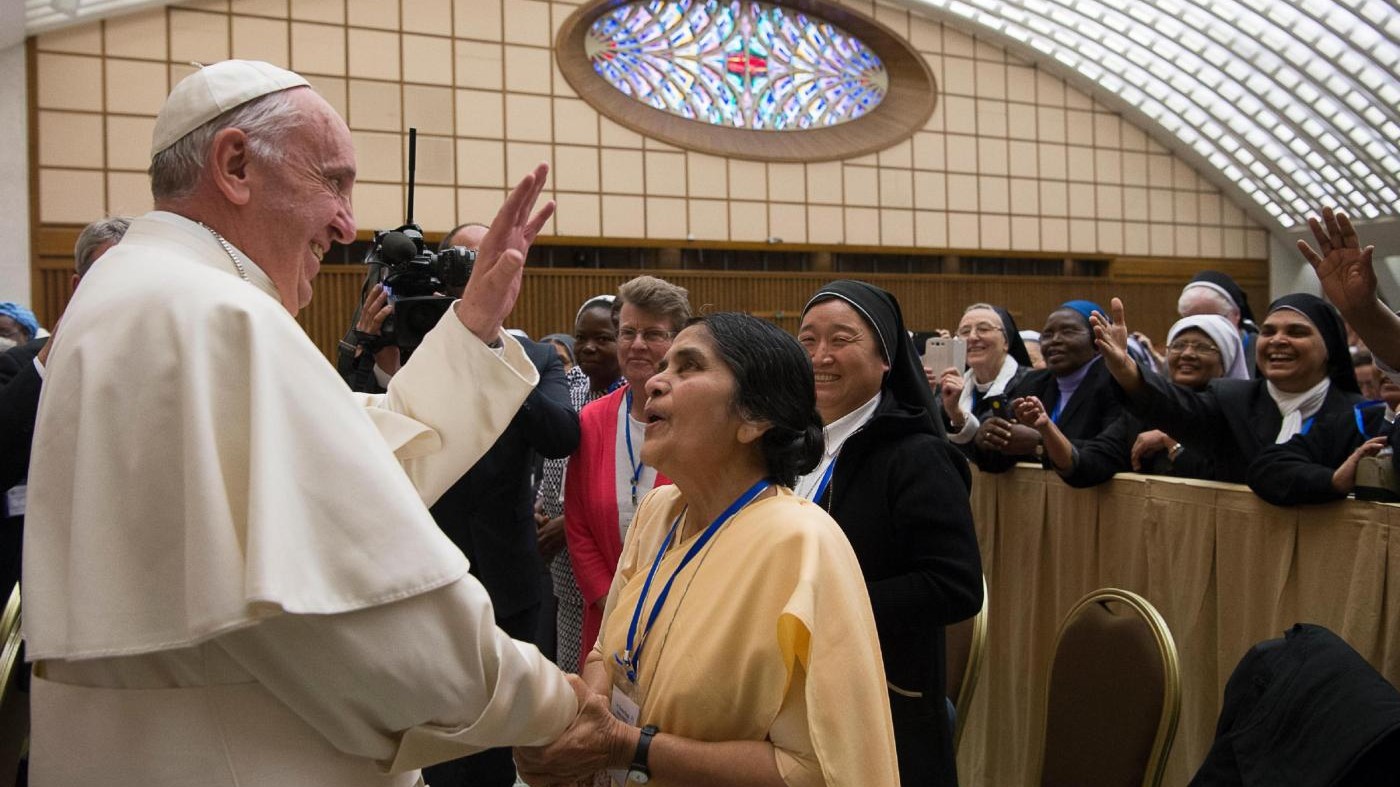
[405,127,418,226]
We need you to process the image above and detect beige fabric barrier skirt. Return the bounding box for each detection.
[958,466,1400,786]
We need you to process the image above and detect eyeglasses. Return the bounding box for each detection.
[1167,339,1221,356]
[618,328,675,346]
[956,323,1003,339]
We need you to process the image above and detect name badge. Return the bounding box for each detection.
[4,485,25,518]
[603,677,642,786]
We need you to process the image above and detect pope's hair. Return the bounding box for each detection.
[150,88,304,203]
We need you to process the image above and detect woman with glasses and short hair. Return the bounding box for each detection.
[932,303,1033,455]
[565,276,691,670]
[1013,313,1247,485]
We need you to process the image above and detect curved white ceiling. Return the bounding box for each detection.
[908,0,1400,231]
[26,0,1400,232]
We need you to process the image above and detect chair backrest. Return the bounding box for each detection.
[1036,588,1180,787]
[945,573,988,753]
[0,583,24,787]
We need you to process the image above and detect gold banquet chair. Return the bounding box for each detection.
[945,573,988,754]
[0,584,26,787]
[1034,588,1180,787]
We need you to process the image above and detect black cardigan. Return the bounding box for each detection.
[818,394,983,787]
[1062,410,1217,488]
[1247,404,1389,506]
[973,359,1124,473]
[1119,366,1360,484]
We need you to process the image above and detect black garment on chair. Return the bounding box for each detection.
[1189,624,1400,787]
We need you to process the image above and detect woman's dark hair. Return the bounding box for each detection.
[693,312,824,488]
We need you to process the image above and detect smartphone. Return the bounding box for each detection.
[924,336,967,373]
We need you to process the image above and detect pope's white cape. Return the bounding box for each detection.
[23,211,540,661]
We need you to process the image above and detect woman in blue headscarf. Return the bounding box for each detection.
[971,301,1123,472]
[0,303,41,348]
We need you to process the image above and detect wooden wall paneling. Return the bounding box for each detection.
[32,224,1266,362]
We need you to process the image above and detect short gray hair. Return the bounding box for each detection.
[616,275,691,332]
[74,216,132,276]
[149,89,304,202]
[1177,284,1238,319]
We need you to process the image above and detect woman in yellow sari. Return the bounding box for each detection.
[515,312,899,787]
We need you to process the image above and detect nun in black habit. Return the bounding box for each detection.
[939,303,1034,452]
[794,280,983,787]
[1094,293,1361,485]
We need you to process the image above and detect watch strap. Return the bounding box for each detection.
[628,724,659,782]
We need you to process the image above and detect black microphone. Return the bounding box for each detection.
[379,231,417,265]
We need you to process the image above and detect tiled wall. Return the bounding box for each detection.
[32,0,1270,259]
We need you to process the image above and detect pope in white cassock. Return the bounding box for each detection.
[22,61,597,785]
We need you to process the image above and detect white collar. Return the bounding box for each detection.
[959,354,1019,414]
[1267,377,1331,443]
[823,392,881,459]
[145,211,282,303]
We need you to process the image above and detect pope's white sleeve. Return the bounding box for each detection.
[212,578,578,773]
[357,310,541,506]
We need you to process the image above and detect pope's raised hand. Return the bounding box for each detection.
[457,163,556,344]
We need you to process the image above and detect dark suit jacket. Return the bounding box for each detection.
[0,338,47,596]
[428,339,579,620]
[1122,366,1360,484]
[974,358,1123,473]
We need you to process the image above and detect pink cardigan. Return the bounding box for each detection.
[565,384,671,670]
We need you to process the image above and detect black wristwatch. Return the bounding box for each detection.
[627,725,659,783]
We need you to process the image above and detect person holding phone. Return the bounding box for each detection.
[931,303,1034,455]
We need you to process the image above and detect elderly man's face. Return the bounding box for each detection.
[443,224,487,298]
[245,89,357,313]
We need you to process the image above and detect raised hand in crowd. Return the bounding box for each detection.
[1330,436,1391,495]
[1011,395,1074,473]
[1090,297,1142,394]
[355,283,401,375]
[458,162,556,344]
[514,675,630,785]
[1131,430,1178,473]
[1299,206,1400,371]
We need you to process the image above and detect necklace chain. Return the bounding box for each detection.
[197,222,250,282]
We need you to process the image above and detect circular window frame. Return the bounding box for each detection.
[555,0,937,162]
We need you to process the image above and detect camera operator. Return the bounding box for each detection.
[337,222,490,393]
[337,220,580,787]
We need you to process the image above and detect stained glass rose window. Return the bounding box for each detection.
[586,0,888,131]
[556,0,934,161]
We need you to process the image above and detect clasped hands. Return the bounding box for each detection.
[514,675,637,786]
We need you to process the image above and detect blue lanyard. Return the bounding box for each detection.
[619,479,771,683]
[1300,414,1316,436]
[1051,394,1067,424]
[1354,400,1387,438]
[624,389,645,506]
[810,458,837,503]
